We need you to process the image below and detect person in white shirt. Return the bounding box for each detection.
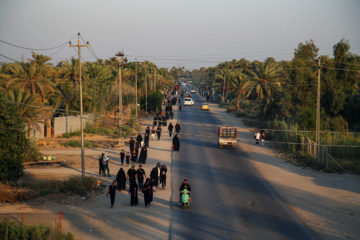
[254,131,261,145]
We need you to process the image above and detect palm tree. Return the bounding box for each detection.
[6,61,55,103]
[214,68,234,102]
[6,88,44,136]
[243,61,283,100]
[230,70,248,110]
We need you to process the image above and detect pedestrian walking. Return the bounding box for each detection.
[162,115,167,126]
[125,152,130,166]
[102,153,110,177]
[129,181,139,206]
[156,126,162,140]
[160,164,167,189]
[129,137,135,153]
[116,168,126,191]
[145,126,151,136]
[127,165,137,186]
[144,133,149,148]
[98,153,105,176]
[170,111,174,119]
[107,180,117,209]
[137,165,146,192]
[175,123,181,134]
[168,123,174,137]
[142,178,153,208]
[153,115,158,126]
[131,150,138,164]
[139,145,148,164]
[173,134,180,151]
[120,149,125,166]
[260,130,265,146]
[151,126,156,140]
[136,133,143,148]
[179,105,182,112]
[150,166,159,187]
[254,130,261,145]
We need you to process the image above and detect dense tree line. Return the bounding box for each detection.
[0,54,175,181]
[192,39,360,132]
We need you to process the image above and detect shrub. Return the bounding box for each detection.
[61,140,98,148]
[23,140,43,163]
[0,218,74,240]
[226,106,236,112]
[235,111,247,118]
[62,130,82,138]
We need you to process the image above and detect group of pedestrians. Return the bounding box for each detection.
[104,93,183,209]
[107,162,168,208]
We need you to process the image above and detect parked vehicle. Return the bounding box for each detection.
[218,126,238,148]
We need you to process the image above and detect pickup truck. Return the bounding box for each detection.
[218,126,238,148]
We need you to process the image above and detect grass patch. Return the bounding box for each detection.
[60,140,98,148]
[242,119,255,127]
[0,218,75,240]
[62,130,83,138]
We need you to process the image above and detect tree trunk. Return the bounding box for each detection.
[236,91,241,111]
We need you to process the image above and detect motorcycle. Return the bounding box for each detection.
[180,189,190,209]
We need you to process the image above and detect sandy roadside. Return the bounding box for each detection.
[1,115,175,240]
[206,100,360,240]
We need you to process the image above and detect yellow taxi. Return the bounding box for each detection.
[201,103,209,110]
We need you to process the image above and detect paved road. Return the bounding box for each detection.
[170,90,317,240]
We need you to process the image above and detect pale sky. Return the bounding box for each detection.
[1,0,359,69]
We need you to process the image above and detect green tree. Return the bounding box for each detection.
[0,92,29,181]
[6,61,55,103]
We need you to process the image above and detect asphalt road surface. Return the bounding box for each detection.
[169,89,317,240]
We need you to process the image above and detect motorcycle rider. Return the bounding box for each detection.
[179,179,192,204]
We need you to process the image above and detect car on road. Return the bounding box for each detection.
[191,89,196,94]
[184,98,192,106]
[201,103,209,110]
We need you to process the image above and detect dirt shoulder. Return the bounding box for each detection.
[0,116,173,240]
[207,101,360,240]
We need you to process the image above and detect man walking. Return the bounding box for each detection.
[137,165,146,191]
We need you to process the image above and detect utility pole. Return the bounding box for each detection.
[135,58,138,118]
[154,67,157,91]
[115,51,127,146]
[316,58,321,146]
[222,73,226,103]
[69,33,89,180]
[145,64,148,113]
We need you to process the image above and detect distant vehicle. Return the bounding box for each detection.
[189,81,192,83]
[182,83,186,87]
[190,89,196,94]
[201,103,209,110]
[217,126,238,148]
[184,98,192,106]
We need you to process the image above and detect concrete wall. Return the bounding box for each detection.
[27,123,45,139]
[54,114,93,136]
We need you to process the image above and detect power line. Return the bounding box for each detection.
[0,35,77,51]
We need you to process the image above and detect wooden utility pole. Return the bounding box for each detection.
[116,51,127,145]
[145,64,147,113]
[135,59,138,118]
[154,67,157,91]
[69,33,89,180]
[316,58,321,145]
